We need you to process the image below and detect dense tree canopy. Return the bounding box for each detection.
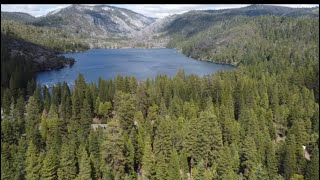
[1,14,319,180]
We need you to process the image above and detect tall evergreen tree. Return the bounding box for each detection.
[78,147,92,180]
[25,141,40,180]
[114,92,136,131]
[265,140,278,179]
[100,119,125,179]
[155,152,168,180]
[142,136,156,180]
[168,148,181,180]
[241,136,258,179]
[41,147,59,180]
[305,147,319,180]
[57,142,77,180]
[13,138,27,180]
[284,134,297,180]
[25,96,41,147]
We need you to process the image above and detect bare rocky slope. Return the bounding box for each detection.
[33,4,156,38]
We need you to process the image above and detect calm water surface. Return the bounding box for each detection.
[36,48,235,87]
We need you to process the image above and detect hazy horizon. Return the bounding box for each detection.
[1,4,319,18]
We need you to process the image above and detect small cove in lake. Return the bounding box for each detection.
[36,48,235,87]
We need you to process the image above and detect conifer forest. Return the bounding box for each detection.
[1,4,319,180]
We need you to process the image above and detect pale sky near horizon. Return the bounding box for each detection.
[1,4,319,18]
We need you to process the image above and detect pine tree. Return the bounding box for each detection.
[100,119,125,179]
[124,137,136,179]
[2,88,12,116]
[153,116,172,161]
[168,148,181,180]
[217,146,233,178]
[184,117,198,172]
[251,163,269,180]
[1,153,12,180]
[78,100,92,142]
[15,94,25,122]
[74,73,87,101]
[33,85,43,113]
[60,82,72,120]
[26,96,41,147]
[133,126,145,174]
[13,138,27,180]
[142,136,156,180]
[43,85,51,112]
[78,147,92,180]
[265,140,278,179]
[57,141,77,180]
[146,104,159,142]
[193,159,206,180]
[241,136,258,179]
[88,130,101,179]
[230,143,240,174]
[25,141,40,180]
[40,109,48,141]
[114,92,136,131]
[284,134,297,180]
[155,152,168,180]
[290,174,304,180]
[41,147,59,180]
[196,108,223,167]
[305,147,319,180]
[46,105,62,149]
[100,159,113,180]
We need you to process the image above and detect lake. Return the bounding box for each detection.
[36,48,235,87]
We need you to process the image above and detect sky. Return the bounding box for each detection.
[1,4,319,18]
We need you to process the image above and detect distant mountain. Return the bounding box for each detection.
[1,11,37,24]
[159,5,319,37]
[1,4,318,48]
[216,4,319,17]
[32,4,157,38]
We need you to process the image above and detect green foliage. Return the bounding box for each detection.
[1,12,319,180]
[41,147,59,180]
[305,147,319,180]
[98,101,112,117]
[241,136,259,178]
[78,147,92,180]
[1,20,89,52]
[57,142,77,180]
[142,136,156,179]
[284,134,297,179]
[100,119,125,179]
[25,141,41,180]
[25,96,41,148]
[114,91,136,131]
[168,149,181,180]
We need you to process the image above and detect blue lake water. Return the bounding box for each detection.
[36,48,235,87]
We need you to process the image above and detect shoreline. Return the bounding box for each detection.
[173,48,238,67]
[59,46,238,68]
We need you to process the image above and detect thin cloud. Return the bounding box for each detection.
[1,4,318,18]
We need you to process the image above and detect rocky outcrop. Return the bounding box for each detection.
[34,5,156,38]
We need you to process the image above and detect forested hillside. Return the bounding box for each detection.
[1,5,319,180]
[1,20,89,52]
[167,15,319,103]
[1,11,37,24]
[167,16,319,65]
